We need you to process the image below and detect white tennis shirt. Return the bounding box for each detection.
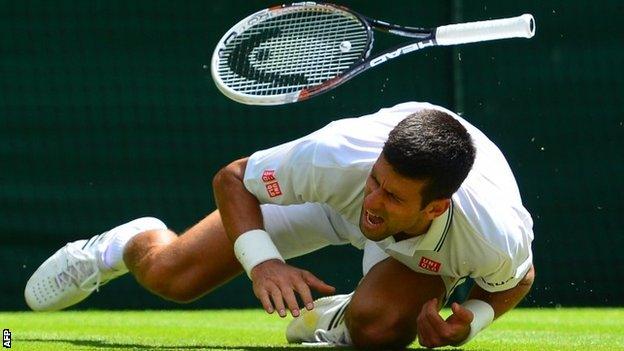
[244,102,534,293]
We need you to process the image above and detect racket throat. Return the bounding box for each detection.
[369,39,436,67]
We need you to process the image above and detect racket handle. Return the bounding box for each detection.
[435,14,535,46]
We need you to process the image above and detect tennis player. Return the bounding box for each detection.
[25,102,534,349]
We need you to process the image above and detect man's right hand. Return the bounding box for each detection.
[250,259,336,318]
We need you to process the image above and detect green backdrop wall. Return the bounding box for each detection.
[1,1,622,310]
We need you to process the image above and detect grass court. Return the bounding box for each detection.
[2,308,623,350]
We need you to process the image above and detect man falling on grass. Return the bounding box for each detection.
[26,102,535,349]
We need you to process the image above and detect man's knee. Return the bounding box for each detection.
[123,228,168,271]
[346,297,416,349]
[123,230,201,303]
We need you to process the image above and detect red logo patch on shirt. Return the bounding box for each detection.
[262,170,276,183]
[418,257,441,273]
[261,170,282,197]
[265,182,282,198]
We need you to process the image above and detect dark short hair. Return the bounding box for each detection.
[382,109,476,208]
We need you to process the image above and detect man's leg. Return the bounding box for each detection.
[24,211,244,311]
[26,202,347,311]
[123,210,243,303]
[285,255,447,349]
[346,257,446,349]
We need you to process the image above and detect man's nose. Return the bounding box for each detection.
[364,188,384,211]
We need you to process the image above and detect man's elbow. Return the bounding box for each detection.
[212,158,248,190]
[212,165,232,189]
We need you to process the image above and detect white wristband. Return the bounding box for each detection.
[455,299,495,346]
[233,229,284,278]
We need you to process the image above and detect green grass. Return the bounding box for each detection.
[2,308,623,350]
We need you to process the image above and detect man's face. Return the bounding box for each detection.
[359,155,438,241]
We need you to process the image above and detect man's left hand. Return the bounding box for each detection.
[416,298,473,348]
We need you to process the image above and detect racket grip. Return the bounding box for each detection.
[435,14,535,46]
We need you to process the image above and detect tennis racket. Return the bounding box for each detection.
[211,2,535,105]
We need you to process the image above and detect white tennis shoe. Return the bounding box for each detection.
[286,293,354,347]
[24,232,126,311]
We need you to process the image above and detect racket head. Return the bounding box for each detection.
[211,2,372,105]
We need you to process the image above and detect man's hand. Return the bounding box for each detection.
[250,259,336,318]
[417,298,473,348]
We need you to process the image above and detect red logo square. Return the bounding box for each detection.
[418,257,441,273]
[265,182,282,198]
[262,170,276,183]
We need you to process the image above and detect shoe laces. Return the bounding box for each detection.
[54,243,102,292]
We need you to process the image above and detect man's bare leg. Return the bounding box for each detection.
[124,210,243,303]
[346,258,446,349]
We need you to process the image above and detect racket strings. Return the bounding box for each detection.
[217,7,369,96]
[225,13,362,67]
[246,34,366,73]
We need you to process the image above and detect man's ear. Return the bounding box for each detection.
[424,198,450,220]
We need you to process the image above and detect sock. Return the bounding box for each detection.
[102,231,137,271]
[100,217,167,271]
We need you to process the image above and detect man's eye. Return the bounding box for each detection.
[390,193,402,203]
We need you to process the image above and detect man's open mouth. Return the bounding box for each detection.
[366,210,384,225]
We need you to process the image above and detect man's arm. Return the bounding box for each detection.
[212,158,335,318]
[213,158,264,240]
[417,265,535,348]
[466,263,536,318]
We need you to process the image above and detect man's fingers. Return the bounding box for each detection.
[294,280,315,311]
[256,287,275,314]
[418,314,443,347]
[417,298,437,327]
[425,298,438,309]
[417,298,440,347]
[302,271,336,295]
[281,286,301,317]
[417,298,475,348]
[423,298,444,324]
[417,313,435,347]
[251,262,333,317]
[424,302,446,329]
[450,302,474,324]
[268,286,287,318]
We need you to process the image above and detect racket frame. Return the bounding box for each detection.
[211,2,535,105]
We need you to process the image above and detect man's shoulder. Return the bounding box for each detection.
[451,187,534,259]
